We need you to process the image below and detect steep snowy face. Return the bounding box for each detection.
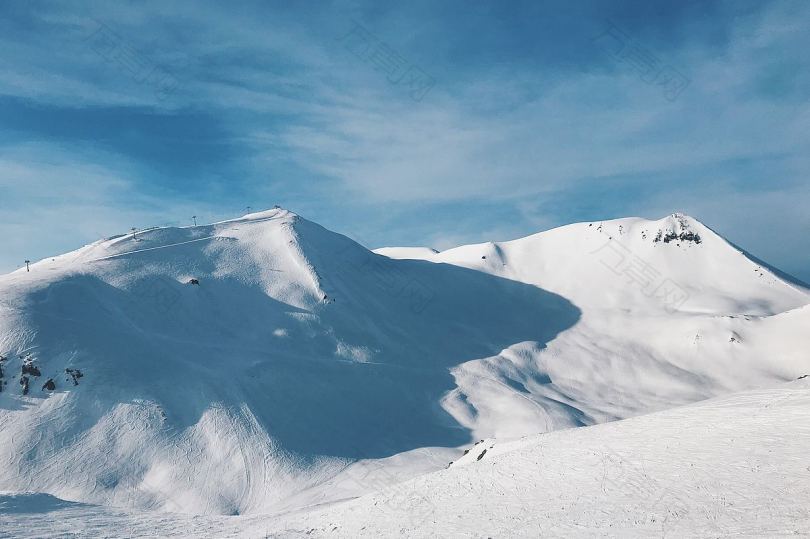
[0,208,580,514]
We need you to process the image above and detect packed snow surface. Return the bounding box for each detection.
[0,208,808,536]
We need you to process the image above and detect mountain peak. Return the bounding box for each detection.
[652,213,704,245]
[670,211,695,221]
[221,206,295,224]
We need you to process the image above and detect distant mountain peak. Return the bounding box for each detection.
[653,213,703,245]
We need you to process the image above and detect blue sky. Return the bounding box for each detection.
[1,0,808,282]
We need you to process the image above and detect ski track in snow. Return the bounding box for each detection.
[89,236,220,263]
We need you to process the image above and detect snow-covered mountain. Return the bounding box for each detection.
[1,208,808,525]
[378,213,808,314]
[379,213,810,437]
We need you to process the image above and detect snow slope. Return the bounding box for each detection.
[0,209,579,514]
[263,378,810,538]
[378,214,810,439]
[2,379,808,538]
[0,209,808,524]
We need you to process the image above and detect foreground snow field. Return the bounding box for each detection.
[0,208,808,536]
[2,379,808,537]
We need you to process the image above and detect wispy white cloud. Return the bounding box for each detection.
[261,3,809,206]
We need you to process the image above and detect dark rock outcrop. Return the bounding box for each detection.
[21,363,41,377]
[654,230,702,244]
[66,368,84,386]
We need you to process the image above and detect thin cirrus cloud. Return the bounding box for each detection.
[0,0,807,281]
